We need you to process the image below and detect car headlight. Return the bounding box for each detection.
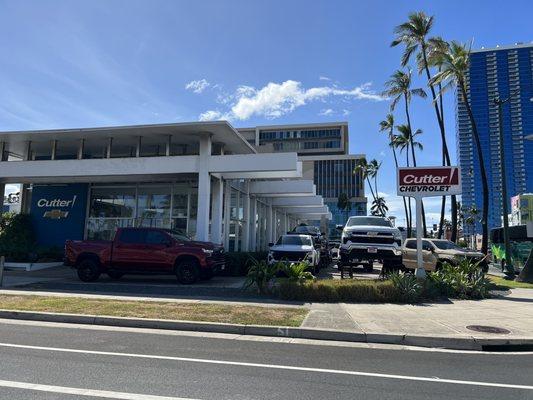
[393,231,402,241]
[341,230,349,243]
[268,251,274,258]
[306,252,314,259]
[202,248,213,256]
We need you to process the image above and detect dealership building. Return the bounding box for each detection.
[0,121,333,252]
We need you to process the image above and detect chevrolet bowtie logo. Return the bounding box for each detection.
[43,209,69,219]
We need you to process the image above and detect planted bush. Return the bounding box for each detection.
[388,272,423,303]
[243,258,281,294]
[428,258,491,299]
[0,213,36,262]
[224,251,268,276]
[280,262,315,284]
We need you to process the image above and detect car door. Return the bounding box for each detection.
[142,230,175,271]
[422,240,438,271]
[402,239,417,269]
[111,229,147,270]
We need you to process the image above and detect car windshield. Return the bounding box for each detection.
[166,229,191,242]
[293,226,320,235]
[433,241,463,250]
[277,236,313,246]
[346,217,392,227]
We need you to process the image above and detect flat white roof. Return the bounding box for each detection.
[0,121,256,155]
[472,42,533,53]
[237,121,348,131]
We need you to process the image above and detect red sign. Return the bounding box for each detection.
[397,167,461,197]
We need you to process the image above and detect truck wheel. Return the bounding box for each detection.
[77,259,100,282]
[107,271,124,280]
[176,260,200,284]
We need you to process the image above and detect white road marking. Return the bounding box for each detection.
[0,379,200,400]
[0,342,532,391]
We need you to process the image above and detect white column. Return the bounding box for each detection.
[51,140,57,160]
[211,177,224,244]
[266,203,273,245]
[196,134,212,242]
[77,139,85,160]
[241,181,250,251]
[249,196,257,251]
[223,181,231,249]
[273,209,278,240]
[415,197,426,278]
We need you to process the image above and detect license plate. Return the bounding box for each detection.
[367,231,378,236]
[367,247,378,254]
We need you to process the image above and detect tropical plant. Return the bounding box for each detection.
[354,158,377,204]
[243,258,280,294]
[388,272,423,302]
[336,192,352,219]
[427,258,491,299]
[280,262,315,284]
[370,196,388,217]
[391,12,458,242]
[382,68,428,237]
[380,114,410,234]
[430,41,490,254]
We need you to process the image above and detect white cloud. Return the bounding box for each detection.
[342,109,351,116]
[319,108,334,116]
[4,184,20,195]
[198,80,384,121]
[319,75,331,81]
[185,79,210,94]
[198,110,225,121]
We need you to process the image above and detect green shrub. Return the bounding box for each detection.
[243,258,280,294]
[389,272,423,303]
[277,279,403,303]
[428,258,491,299]
[280,262,315,284]
[224,251,268,276]
[0,213,36,262]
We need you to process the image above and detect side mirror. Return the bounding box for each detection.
[268,242,274,247]
[335,224,344,231]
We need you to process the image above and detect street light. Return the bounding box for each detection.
[493,93,517,277]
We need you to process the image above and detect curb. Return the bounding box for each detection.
[0,309,531,351]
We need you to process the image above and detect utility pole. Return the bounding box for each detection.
[494,96,515,278]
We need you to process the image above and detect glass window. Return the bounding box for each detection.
[405,240,416,249]
[145,230,169,245]
[90,188,136,218]
[277,235,313,246]
[119,229,145,244]
[137,187,171,228]
[346,216,392,227]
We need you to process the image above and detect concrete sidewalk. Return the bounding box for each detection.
[1,285,532,346]
[302,289,533,341]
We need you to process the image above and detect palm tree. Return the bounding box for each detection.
[391,13,458,242]
[337,192,352,220]
[430,41,490,255]
[383,69,428,236]
[354,159,377,206]
[371,197,389,217]
[394,125,424,236]
[379,114,409,234]
[367,159,382,196]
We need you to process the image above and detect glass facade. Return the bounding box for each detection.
[259,128,343,153]
[457,45,533,234]
[87,183,198,240]
[313,159,363,198]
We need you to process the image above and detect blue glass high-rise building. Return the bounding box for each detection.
[457,43,533,235]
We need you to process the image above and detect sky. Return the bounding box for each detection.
[1,0,532,226]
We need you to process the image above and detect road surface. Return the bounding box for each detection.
[0,319,531,399]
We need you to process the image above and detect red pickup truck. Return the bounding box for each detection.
[64,228,225,284]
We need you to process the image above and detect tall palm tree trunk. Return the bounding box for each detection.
[404,95,427,236]
[391,135,410,236]
[421,49,458,241]
[459,81,489,254]
[406,148,413,237]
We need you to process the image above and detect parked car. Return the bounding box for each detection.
[402,238,487,272]
[268,234,320,273]
[64,227,225,284]
[337,216,403,272]
[288,223,331,266]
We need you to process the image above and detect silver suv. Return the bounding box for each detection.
[337,216,403,272]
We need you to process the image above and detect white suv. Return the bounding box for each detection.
[338,216,403,272]
[268,234,320,273]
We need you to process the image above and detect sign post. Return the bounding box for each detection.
[397,166,462,277]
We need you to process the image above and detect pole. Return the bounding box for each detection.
[415,197,426,279]
[0,256,4,287]
[495,97,515,277]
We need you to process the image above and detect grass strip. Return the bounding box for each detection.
[0,295,308,327]
[488,275,533,290]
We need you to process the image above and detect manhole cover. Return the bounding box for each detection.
[466,325,511,334]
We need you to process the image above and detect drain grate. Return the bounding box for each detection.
[466,325,511,334]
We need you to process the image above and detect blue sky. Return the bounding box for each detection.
[1,0,532,225]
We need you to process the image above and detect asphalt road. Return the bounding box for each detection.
[0,320,531,400]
